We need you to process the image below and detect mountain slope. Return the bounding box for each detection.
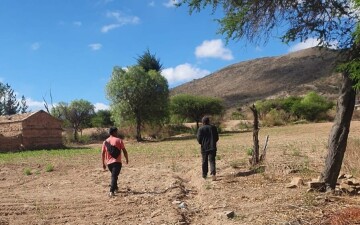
[171,47,343,108]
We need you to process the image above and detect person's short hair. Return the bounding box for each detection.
[109,127,118,135]
[202,116,210,125]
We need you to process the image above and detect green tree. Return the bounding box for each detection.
[292,92,334,121]
[91,109,113,127]
[0,83,5,115]
[51,100,94,141]
[107,66,169,141]
[0,83,20,115]
[20,95,29,114]
[136,49,163,72]
[170,94,224,129]
[180,0,360,190]
[67,99,95,141]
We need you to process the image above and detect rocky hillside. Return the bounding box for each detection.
[171,47,343,108]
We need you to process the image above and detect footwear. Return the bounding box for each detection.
[211,175,217,181]
[109,192,115,197]
[114,188,119,194]
[202,175,207,180]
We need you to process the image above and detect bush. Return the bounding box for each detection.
[291,92,334,121]
[255,92,334,125]
[262,109,288,126]
[46,164,54,172]
[89,128,109,141]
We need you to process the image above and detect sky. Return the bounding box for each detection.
[0,0,321,112]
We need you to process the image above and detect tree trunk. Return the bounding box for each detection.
[320,72,356,189]
[250,104,260,166]
[196,120,199,130]
[136,116,142,142]
[73,128,78,142]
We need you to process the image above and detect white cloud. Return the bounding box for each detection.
[163,0,179,8]
[255,46,263,52]
[94,103,110,111]
[149,1,155,7]
[195,39,234,60]
[288,38,338,52]
[162,63,210,83]
[101,24,121,33]
[88,43,103,51]
[26,98,46,112]
[31,42,40,51]
[73,21,82,27]
[101,11,140,33]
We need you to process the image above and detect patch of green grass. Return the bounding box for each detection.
[24,168,32,176]
[0,148,98,164]
[246,147,253,156]
[45,164,54,172]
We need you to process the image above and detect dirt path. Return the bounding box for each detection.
[1,122,360,224]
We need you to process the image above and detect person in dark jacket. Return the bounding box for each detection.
[197,116,219,181]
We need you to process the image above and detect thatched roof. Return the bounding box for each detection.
[0,110,48,124]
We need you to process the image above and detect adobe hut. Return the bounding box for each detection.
[0,110,63,152]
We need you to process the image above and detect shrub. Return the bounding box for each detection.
[291,92,334,121]
[246,147,253,156]
[24,168,32,176]
[89,128,109,141]
[46,164,54,172]
[262,109,288,126]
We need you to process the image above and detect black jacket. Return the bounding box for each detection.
[197,124,219,152]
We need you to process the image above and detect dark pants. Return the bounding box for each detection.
[108,162,122,193]
[201,151,216,178]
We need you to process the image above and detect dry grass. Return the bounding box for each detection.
[342,138,360,177]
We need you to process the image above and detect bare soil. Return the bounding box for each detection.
[1,122,360,225]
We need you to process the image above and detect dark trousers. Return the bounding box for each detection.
[201,151,216,178]
[108,162,122,193]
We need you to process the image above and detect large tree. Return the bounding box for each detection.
[52,100,95,141]
[180,0,360,190]
[107,66,169,141]
[0,82,28,115]
[136,49,163,72]
[170,94,224,129]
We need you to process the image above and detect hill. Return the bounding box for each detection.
[171,47,343,108]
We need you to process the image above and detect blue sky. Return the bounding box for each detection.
[0,0,320,112]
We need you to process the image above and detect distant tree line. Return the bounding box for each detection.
[0,82,28,116]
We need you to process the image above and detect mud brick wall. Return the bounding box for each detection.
[0,136,22,153]
[0,111,63,152]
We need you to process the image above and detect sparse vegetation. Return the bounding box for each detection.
[343,138,360,177]
[46,164,54,172]
[24,168,32,176]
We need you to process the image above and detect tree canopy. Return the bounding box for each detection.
[51,99,95,141]
[170,94,224,129]
[106,66,169,141]
[136,49,163,72]
[0,82,28,115]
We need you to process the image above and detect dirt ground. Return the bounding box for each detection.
[1,122,360,225]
